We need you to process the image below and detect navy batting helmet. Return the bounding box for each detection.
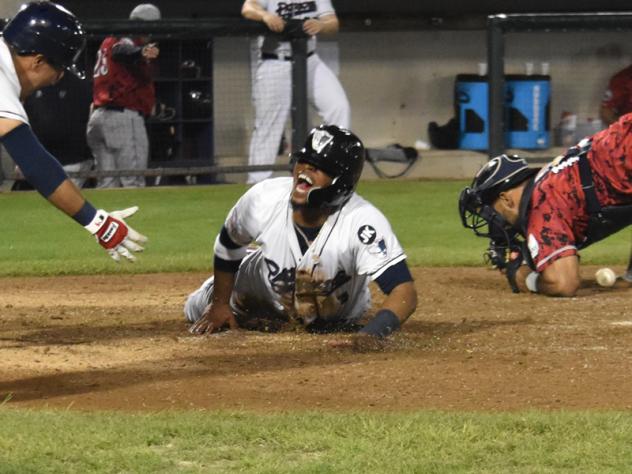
[291,125,365,209]
[3,2,86,78]
[459,154,539,237]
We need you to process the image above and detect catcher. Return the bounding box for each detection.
[459,112,632,296]
[184,125,417,347]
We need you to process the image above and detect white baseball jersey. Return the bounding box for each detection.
[258,0,334,56]
[247,0,351,184]
[0,38,29,124]
[216,177,406,324]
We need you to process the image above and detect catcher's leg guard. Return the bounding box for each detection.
[183,276,214,323]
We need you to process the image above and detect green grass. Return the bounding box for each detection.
[2,181,631,472]
[1,408,631,473]
[2,180,628,276]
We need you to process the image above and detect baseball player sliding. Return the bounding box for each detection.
[185,125,417,349]
[459,112,632,296]
[0,2,146,261]
[242,0,351,184]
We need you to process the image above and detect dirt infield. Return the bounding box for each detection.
[1,267,631,412]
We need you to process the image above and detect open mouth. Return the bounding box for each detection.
[295,172,314,194]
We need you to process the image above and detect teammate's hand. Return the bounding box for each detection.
[302,19,323,36]
[86,206,147,262]
[189,302,238,335]
[142,43,159,60]
[262,12,285,32]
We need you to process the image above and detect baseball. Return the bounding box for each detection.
[595,267,617,287]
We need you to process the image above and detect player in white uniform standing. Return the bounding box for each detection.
[0,2,146,262]
[185,125,417,347]
[242,0,351,184]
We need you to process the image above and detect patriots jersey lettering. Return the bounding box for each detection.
[277,1,317,19]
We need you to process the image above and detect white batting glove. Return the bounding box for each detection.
[84,206,148,262]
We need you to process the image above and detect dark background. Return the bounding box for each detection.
[59,0,632,21]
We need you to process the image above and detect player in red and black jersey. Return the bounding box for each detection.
[459,113,632,296]
[86,3,160,188]
[600,64,632,279]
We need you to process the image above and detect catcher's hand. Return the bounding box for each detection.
[85,206,147,262]
[504,247,527,293]
[189,302,238,335]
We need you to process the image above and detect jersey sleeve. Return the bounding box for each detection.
[0,75,28,124]
[351,205,407,280]
[317,0,335,17]
[223,180,273,246]
[526,211,578,272]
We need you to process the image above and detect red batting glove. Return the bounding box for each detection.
[84,207,148,262]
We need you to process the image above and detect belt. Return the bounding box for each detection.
[97,105,146,118]
[261,51,314,61]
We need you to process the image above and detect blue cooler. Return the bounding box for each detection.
[455,74,488,150]
[505,74,550,149]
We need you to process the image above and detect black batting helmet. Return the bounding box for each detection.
[459,154,539,237]
[291,124,365,209]
[3,2,86,78]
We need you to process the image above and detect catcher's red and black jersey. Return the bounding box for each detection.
[91,36,155,117]
[601,65,632,116]
[526,113,632,270]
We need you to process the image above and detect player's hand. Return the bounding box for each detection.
[504,248,528,293]
[262,12,285,32]
[189,302,238,335]
[328,333,386,352]
[142,43,159,60]
[86,206,147,262]
[303,19,323,36]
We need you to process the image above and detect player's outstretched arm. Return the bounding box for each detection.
[189,269,239,335]
[330,280,418,352]
[0,120,147,262]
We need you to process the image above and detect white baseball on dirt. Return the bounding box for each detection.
[595,267,617,287]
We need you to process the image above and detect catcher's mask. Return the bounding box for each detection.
[290,124,365,210]
[458,154,538,238]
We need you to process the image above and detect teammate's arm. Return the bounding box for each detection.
[303,13,339,36]
[241,0,285,32]
[0,118,146,261]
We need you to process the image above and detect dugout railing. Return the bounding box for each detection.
[2,14,632,186]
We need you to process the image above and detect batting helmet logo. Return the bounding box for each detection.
[311,129,334,153]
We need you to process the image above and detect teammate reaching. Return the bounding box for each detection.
[459,113,632,296]
[184,125,417,348]
[1,2,146,261]
[242,0,351,184]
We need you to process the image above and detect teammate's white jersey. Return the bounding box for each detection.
[219,177,406,324]
[0,38,29,124]
[257,0,335,56]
